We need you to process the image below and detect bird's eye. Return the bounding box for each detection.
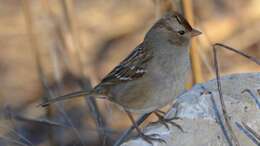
[178,30,185,35]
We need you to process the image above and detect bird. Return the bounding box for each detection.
[40,11,201,143]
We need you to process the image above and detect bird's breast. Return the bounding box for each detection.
[149,45,190,82]
[146,46,191,106]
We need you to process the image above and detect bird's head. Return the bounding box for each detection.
[145,11,201,47]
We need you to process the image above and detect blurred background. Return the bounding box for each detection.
[0,0,259,146]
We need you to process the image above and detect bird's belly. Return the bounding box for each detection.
[122,68,188,114]
[123,77,186,113]
[150,75,186,108]
[133,58,190,113]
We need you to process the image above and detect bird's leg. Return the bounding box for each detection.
[124,109,166,144]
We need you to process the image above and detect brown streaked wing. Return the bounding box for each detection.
[100,43,152,85]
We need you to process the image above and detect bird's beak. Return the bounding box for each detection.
[191,28,202,37]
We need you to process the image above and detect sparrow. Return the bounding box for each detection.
[40,11,201,143]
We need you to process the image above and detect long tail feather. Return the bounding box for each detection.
[39,90,92,107]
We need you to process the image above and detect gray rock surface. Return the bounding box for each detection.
[121,73,260,146]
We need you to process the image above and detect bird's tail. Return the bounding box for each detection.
[39,90,97,107]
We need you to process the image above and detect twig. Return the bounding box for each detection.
[212,43,260,146]
[242,122,260,141]
[208,91,233,146]
[79,78,109,145]
[60,0,85,73]
[44,20,87,145]
[235,122,260,145]
[41,0,72,71]
[60,0,108,145]
[43,0,107,144]
[21,0,55,145]
[21,0,48,101]
[4,105,68,128]
[5,128,34,146]
[196,38,216,77]
[113,113,152,146]
[241,89,260,109]
[182,0,203,84]
[0,136,29,146]
[171,0,183,13]
[213,43,260,65]
[3,107,34,146]
[213,44,238,146]
[22,1,86,145]
[14,115,68,128]
[153,0,161,20]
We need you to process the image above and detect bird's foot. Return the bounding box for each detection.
[150,110,184,132]
[138,132,166,145]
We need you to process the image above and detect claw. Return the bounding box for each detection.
[139,133,166,145]
[150,120,170,129]
[152,111,184,132]
[124,110,166,145]
[165,119,184,132]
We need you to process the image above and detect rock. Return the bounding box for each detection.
[121,73,260,146]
